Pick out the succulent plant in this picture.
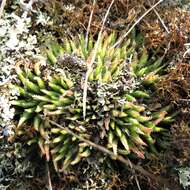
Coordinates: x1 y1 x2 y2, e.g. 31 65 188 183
11 32 174 171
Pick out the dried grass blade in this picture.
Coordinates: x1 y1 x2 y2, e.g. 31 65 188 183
112 0 164 48
83 0 115 119
85 0 96 49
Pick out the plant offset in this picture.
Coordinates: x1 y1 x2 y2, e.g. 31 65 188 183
11 33 174 172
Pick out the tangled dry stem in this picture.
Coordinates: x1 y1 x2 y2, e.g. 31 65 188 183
157 63 190 105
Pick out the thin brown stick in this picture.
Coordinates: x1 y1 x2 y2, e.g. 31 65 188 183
46 119 174 188
112 0 164 48
47 119 156 181
0 0 6 18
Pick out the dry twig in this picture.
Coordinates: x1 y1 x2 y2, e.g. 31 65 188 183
46 118 173 189
148 0 170 34
46 161 53 190
112 0 165 48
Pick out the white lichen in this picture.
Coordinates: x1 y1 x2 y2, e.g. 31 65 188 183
177 167 190 189
0 94 15 137
0 0 52 139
